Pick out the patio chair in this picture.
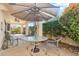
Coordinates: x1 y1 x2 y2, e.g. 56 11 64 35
47 36 63 47
1 31 12 49
10 34 23 46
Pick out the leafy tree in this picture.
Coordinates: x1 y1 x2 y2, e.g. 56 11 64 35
59 4 79 43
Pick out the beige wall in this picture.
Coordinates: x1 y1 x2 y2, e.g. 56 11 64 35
0 9 16 49
0 4 15 49
0 11 5 48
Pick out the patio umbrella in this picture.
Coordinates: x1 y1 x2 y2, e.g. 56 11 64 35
7 3 60 21
5 3 60 53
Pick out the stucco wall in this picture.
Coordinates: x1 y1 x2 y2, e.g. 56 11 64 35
0 11 5 49
0 4 15 49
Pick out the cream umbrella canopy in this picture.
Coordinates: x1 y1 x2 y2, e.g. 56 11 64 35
6 3 60 21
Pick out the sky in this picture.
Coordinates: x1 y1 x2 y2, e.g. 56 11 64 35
58 3 69 15
51 3 69 16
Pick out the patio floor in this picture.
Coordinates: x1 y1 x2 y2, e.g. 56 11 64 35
0 42 77 56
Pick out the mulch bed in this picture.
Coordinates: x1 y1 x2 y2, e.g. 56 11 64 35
59 42 79 55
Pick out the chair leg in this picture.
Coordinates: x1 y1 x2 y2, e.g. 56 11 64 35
9 39 12 46
16 38 19 46
56 41 59 47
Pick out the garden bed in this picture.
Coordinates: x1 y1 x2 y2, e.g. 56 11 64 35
59 42 79 55
60 36 79 47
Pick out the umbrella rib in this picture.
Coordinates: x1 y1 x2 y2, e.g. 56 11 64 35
9 3 30 7
23 12 31 20
11 8 30 15
48 3 60 8
13 4 30 7
24 13 34 21
39 11 55 18
39 12 48 21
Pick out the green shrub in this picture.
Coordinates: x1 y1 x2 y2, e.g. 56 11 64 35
11 27 21 34
43 20 64 36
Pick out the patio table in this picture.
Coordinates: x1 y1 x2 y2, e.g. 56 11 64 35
10 34 47 53
19 35 48 53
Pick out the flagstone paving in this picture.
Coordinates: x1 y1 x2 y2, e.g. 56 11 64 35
0 42 77 56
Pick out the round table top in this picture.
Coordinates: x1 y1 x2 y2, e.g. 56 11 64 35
21 36 47 42
10 34 48 42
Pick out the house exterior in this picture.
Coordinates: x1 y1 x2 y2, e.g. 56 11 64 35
0 4 43 49
0 4 15 49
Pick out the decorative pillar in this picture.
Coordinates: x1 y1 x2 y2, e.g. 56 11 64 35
37 22 43 36
20 24 23 34
25 22 29 35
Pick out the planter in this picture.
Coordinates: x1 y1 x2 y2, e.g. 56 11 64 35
46 34 52 39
